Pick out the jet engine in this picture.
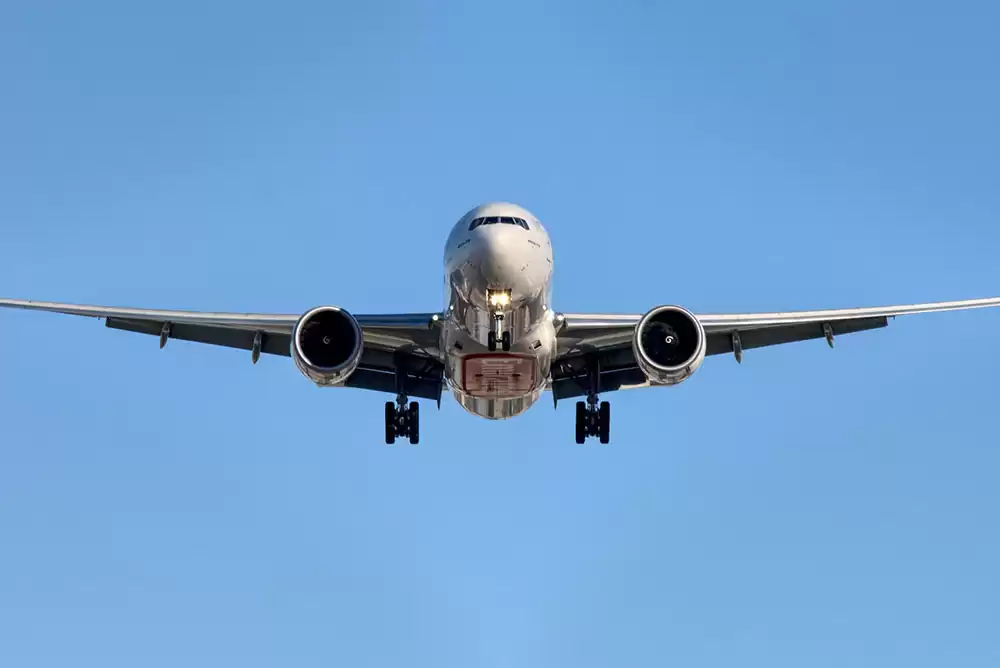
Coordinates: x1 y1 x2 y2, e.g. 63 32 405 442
632 305 707 385
291 306 364 386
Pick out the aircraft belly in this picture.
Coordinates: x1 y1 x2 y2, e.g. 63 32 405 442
443 317 554 420
450 387 543 420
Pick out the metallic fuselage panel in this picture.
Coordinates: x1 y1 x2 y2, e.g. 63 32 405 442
441 203 555 419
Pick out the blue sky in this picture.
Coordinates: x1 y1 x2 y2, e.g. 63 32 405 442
1 1 999 666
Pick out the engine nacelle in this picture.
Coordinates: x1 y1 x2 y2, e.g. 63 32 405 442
632 305 707 386
291 306 364 386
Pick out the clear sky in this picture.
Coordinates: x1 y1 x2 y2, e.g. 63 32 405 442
1 1 999 666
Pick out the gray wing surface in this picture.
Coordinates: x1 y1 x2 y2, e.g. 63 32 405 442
551 297 1000 401
0 298 445 400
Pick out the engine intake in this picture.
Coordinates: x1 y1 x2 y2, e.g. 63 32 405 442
632 305 706 385
292 306 363 386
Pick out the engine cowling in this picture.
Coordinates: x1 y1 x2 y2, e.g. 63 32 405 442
632 305 707 385
291 306 364 386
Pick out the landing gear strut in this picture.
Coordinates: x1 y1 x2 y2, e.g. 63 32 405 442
574 355 610 444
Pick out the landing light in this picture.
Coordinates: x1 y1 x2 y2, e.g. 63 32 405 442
488 291 511 308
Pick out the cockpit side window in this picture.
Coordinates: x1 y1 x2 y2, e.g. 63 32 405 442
468 217 483 231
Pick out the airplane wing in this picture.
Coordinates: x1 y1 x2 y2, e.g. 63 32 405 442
0 298 445 401
550 297 1000 401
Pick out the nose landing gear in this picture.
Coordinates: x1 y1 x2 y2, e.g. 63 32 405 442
487 313 512 352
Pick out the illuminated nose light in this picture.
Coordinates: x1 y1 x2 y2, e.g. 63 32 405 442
488 290 511 307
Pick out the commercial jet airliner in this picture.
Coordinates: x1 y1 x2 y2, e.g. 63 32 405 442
3 202 999 444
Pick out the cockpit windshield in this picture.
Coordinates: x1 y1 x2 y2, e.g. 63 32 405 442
468 216 530 231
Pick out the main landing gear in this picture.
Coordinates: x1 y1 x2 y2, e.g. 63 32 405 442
384 357 419 445
385 395 419 445
574 355 611 444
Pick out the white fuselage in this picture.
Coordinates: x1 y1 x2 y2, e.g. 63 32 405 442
441 203 555 419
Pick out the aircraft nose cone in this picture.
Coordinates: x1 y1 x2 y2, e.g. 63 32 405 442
453 222 550 309
477 227 524 286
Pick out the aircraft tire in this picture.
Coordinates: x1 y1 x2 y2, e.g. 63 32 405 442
575 401 587 444
385 402 396 445
408 401 420 445
599 401 611 444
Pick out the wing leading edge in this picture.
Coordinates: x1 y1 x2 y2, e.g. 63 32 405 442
0 298 445 400
551 297 1000 400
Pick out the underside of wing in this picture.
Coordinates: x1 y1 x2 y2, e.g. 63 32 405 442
551 296 1000 400
0 298 299 331
696 297 1000 331
0 298 446 400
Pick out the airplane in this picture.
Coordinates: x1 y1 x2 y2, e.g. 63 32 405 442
2 201 999 445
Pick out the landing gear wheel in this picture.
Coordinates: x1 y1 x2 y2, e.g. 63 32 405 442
573 399 612 444
408 401 420 445
384 402 396 445
501 330 511 351
385 399 420 444
598 401 611 444
487 331 497 352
